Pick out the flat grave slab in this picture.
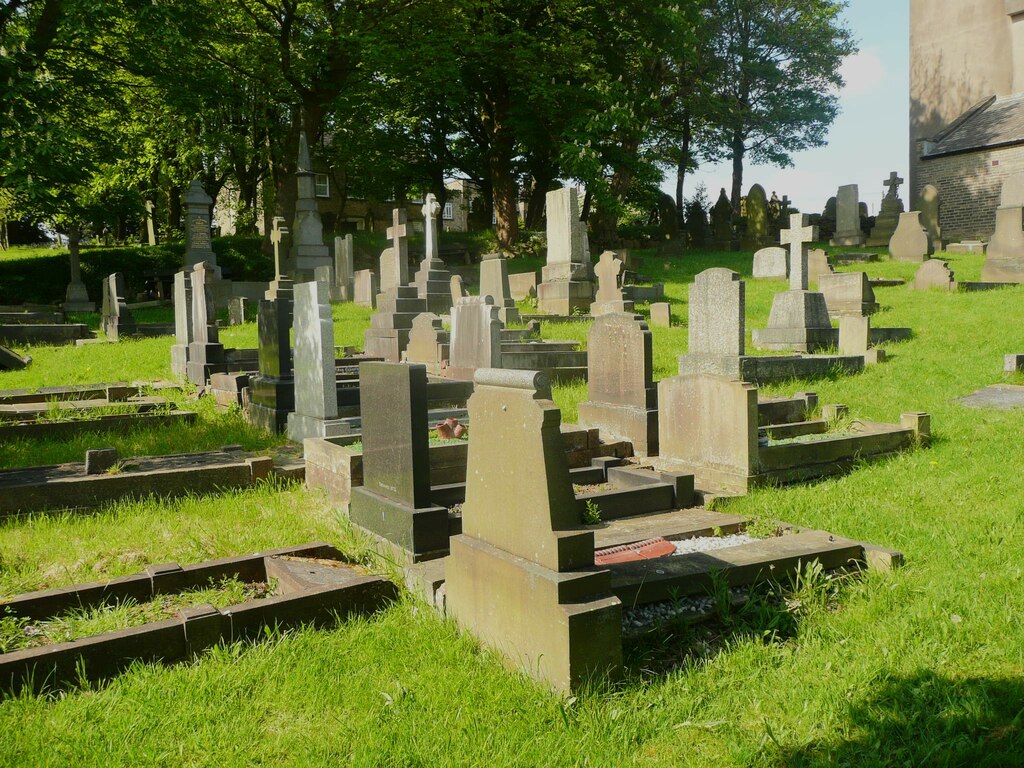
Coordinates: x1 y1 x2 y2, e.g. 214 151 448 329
957 384 1024 410
0 406 196 442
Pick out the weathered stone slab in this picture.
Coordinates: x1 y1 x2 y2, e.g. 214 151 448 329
354 270 378 308
649 302 672 328
830 185 865 246
957 384 1024 410
819 272 878 317
981 206 1024 282
332 234 354 302
753 247 788 279
912 259 955 291
508 271 538 300
446 297 502 380
889 211 933 262
287 278 343 441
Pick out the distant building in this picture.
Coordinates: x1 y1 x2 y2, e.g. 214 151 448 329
911 0 1024 240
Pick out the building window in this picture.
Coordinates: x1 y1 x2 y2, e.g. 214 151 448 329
314 174 330 198
443 202 454 220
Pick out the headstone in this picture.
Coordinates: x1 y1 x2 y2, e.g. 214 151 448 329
354 270 378 308
830 185 866 246
265 217 294 301
144 200 157 246
186 261 225 385
63 228 94 312
171 269 193 378
1001 175 1024 208
839 315 883 364
289 132 331 280
445 297 502 380
404 312 448 369
818 272 878 317
577 314 658 455
287 278 343 441
912 259 956 291
808 249 834 287
917 184 942 247
446 368 622 693
183 181 218 275
228 296 248 326
650 302 672 328
332 234 354 302
981 204 1024 283
449 275 468 306
743 184 769 248
752 214 833 352
84 448 119 475
0 344 30 371
349 362 449 561
753 247 788 279
710 188 733 248
537 188 593 315
101 273 136 341
867 172 905 246
889 211 933 262
590 251 635 317
413 194 454 313
380 209 410 294
508 272 538 300
688 268 744 358
248 293 295 434
478 252 520 324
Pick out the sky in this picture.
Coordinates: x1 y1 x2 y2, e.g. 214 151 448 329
665 0 910 215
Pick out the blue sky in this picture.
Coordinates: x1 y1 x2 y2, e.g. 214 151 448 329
667 0 910 215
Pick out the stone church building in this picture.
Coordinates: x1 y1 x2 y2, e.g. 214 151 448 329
911 0 1024 240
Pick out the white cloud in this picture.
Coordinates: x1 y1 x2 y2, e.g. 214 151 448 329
839 51 886 97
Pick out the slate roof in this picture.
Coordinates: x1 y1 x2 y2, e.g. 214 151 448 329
924 93 1024 157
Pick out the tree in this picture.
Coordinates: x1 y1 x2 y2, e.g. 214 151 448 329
702 0 855 215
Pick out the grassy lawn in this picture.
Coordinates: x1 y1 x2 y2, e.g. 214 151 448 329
1 246 1023 766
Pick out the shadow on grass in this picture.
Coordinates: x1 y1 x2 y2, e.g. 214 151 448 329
779 670 1024 766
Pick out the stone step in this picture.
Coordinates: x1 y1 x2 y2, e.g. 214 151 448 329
607 530 864 606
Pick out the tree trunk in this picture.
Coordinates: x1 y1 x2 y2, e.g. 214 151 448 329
524 172 554 231
480 83 518 248
730 129 745 217
675 111 692 228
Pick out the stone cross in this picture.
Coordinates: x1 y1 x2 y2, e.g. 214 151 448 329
388 208 409 263
594 251 624 303
422 193 440 261
780 213 818 291
883 172 904 200
780 195 791 216
270 216 289 278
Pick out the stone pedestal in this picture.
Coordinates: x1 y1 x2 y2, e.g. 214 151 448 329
537 188 593 315
981 206 1024 283
363 286 425 362
867 198 903 247
290 133 331 280
186 262 225 385
479 254 521 324
752 291 834 352
183 181 219 276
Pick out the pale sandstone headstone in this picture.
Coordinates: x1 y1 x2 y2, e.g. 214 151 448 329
479 252 520 323
404 312 448 369
1001 175 1024 208
171 269 193 378
912 259 956 291
650 302 672 328
818 272 878 317
186 261 225 385
537 187 593 314
839 315 884 364
332 234 354 302
591 251 635 317
781 213 818 291
446 296 502 380
831 185 865 247
753 247 788 279
102 273 136 340
889 211 933 262
450 275 468 306
917 184 942 247
688 268 744 357
981 206 1024 283
286 278 341 441
446 368 623 693
808 249 834 287
508 271 538 300
354 270 378 308
413 193 454 313
228 296 248 326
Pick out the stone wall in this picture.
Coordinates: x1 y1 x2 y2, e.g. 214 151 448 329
916 142 1024 241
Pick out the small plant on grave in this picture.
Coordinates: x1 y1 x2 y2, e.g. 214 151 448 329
581 499 602 525
104 461 126 475
0 612 30 654
786 558 838 617
744 517 780 540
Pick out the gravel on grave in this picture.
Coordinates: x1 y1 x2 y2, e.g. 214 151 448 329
671 533 757 556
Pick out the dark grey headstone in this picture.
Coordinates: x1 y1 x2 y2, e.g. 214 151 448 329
85 447 119 475
257 298 292 379
359 361 430 507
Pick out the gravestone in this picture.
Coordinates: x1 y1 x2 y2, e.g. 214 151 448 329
404 313 448 369
650 302 672 328
912 259 956 291
743 184 769 248
364 209 427 361
830 185 866 246
101 273 136 341
981 205 1024 283
266 217 294 301
446 368 623 693
0 344 29 370
808 249 834 286
1002 174 1024 208
63 227 94 313
819 272 878 317
590 251 635 317
819 197 838 241
445 297 502 380
752 214 834 352
248 292 295 434
170 270 193 378
449 275 468 307
537 188 594 315
508 272 538 300
144 200 157 246
287 277 344 441
413 193 454 314
349 362 449 561
577 314 658 455
332 234 354 302
838 315 883 364
228 296 248 326
889 212 933 262
289 132 331 280
682 268 744 365
186 261 225 385
354 270 378 308
753 247 788 279
478 252 520 324
917 184 942 247
867 172 905 246
183 181 219 275
710 188 733 248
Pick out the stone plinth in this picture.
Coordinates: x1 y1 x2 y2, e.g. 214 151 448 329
577 314 658 455
537 187 593 315
981 207 1024 283
479 253 521 324
752 291 834 352
363 286 426 362
413 194 453 314
446 368 622 693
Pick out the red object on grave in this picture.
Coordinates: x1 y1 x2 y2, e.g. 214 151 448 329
594 537 676 566
436 421 455 439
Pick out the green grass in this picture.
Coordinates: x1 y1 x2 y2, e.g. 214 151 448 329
1 246 1024 766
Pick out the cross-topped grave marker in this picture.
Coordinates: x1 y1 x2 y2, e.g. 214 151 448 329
780 213 818 291
591 251 634 316
413 193 454 313
883 172 904 200
270 217 288 278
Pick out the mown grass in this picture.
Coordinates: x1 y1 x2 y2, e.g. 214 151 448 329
1 246 1023 766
